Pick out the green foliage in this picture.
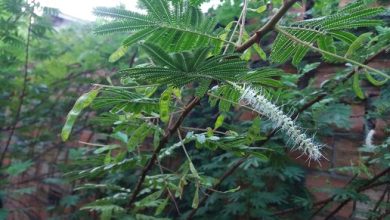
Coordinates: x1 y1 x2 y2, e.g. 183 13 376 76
5 160 33 176
313 103 352 129
2 0 390 219
93 0 228 52
119 42 246 90
271 1 385 65
62 89 99 141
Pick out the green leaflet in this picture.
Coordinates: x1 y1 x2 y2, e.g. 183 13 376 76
192 183 200 209
241 29 266 61
239 68 284 88
127 123 152 151
189 161 200 179
93 89 159 114
345 32 372 59
120 43 246 91
270 1 384 64
74 184 131 192
136 214 170 220
195 79 211 97
329 30 357 44
153 128 161 149
159 87 173 123
353 72 365 99
250 152 268 162
248 5 267 14
135 190 164 208
209 85 241 112
155 197 169 216
123 28 157 47
61 89 99 141
317 36 337 62
140 42 178 69
81 204 124 220
214 114 225 130
6 160 33 176
246 117 262 144
93 1 228 52
365 70 388 86
109 45 128 63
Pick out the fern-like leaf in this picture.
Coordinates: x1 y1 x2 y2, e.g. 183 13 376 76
93 0 230 52
270 1 384 65
119 42 246 92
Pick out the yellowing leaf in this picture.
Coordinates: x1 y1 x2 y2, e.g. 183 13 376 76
214 114 225 129
109 45 128 63
365 70 388 86
159 87 173 123
192 184 199 209
248 5 267 14
353 73 365 99
223 186 241 193
189 162 200 179
61 89 99 141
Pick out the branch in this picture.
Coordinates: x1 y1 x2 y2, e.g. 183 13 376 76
323 168 390 220
186 157 247 219
368 185 388 220
127 97 200 207
236 0 298 52
273 180 390 216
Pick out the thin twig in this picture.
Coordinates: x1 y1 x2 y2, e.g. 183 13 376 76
236 0 299 52
0 5 34 165
324 168 390 220
180 126 227 136
92 83 160 89
237 0 248 46
207 92 264 115
368 185 388 220
155 157 181 215
127 97 200 208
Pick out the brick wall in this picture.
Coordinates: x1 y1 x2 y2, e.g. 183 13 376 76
302 55 389 219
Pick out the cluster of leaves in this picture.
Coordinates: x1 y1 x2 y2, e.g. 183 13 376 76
1 0 389 219
0 0 139 218
57 0 390 219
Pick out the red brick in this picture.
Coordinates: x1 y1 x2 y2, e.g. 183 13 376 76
375 119 389 140
306 173 354 218
238 111 257 121
333 138 361 170
79 130 94 142
349 104 365 134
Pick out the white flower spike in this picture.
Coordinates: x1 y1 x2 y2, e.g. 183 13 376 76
237 85 323 161
365 129 376 149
